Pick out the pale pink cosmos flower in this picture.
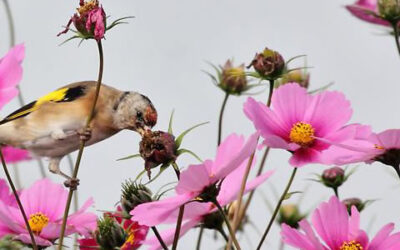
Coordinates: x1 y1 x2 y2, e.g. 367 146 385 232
244 83 360 167
131 133 260 227
144 152 274 250
0 44 24 109
0 179 97 246
346 0 390 26
281 196 400 250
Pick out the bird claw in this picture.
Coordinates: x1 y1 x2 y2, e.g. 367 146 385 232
78 127 92 142
64 178 80 190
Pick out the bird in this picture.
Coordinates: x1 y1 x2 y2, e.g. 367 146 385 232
0 81 157 186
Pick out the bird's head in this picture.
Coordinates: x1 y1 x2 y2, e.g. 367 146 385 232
113 92 157 135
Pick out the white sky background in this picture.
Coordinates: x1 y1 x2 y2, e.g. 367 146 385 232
1 0 400 249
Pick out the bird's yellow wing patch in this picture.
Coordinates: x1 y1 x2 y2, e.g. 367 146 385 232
0 86 86 125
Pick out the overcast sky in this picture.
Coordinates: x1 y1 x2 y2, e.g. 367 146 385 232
1 0 400 249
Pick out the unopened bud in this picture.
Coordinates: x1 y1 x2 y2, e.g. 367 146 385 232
0 236 23 250
96 215 127 249
248 47 285 79
342 198 365 214
121 180 153 219
139 131 177 176
220 60 248 94
278 204 305 229
202 211 224 230
322 167 345 189
378 0 400 21
276 70 310 89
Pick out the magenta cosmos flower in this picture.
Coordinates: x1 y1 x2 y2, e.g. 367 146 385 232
323 129 400 176
244 83 361 167
0 178 96 246
131 133 259 226
144 153 274 250
281 196 400 249
2 146 31 163
346 0 391 26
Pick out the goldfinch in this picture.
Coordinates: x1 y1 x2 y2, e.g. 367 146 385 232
0 81 157 180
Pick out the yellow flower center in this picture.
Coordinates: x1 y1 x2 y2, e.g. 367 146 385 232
121 229 135 249
28 212 49 234
374 144 385 150
289 122 315 146
77 0 98 15
226 67 245 78
340 240 363 250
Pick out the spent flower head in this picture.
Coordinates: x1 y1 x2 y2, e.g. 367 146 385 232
247 47 285 80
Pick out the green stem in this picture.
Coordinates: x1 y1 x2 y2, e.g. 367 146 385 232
195 226 204 250
172 162 180 179
3 0 15 47
227 80 275 249
256 168 298 250
217 93 229 146
151 226 169 250
218 228 229 243
66 155 79 250
171 205 185 250
333 187 339 198
57 40 104 249
392 21 400 58
213 200 241 250
0 148 37 249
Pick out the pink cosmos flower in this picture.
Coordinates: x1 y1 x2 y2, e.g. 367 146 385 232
144 153 274 250
2 146 31 163
281 196 400 250
0 179 96 246
131 133 260 226
244 83 360 167
346 0 390 26
0 44 24 109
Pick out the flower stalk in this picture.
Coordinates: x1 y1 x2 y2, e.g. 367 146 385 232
0 147 37 249
218 93 229 146
151 226 169 250
58 40 104 249
392 22 400 57
256 167 298 250
213 199 241 250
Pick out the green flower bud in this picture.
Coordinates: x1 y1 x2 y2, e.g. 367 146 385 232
121 180 153 219
277 204 306 229
276 69 310 89
202 211 224 230
378 0 400 21
322 167 345 189
342 198 365 214
96 215 127 249
220 60 248 95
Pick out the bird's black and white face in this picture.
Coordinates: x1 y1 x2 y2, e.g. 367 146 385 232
114 92 157 134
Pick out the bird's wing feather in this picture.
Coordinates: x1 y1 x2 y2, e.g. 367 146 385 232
0 85 86 125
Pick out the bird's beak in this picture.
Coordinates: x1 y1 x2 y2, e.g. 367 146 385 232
137 127 146 137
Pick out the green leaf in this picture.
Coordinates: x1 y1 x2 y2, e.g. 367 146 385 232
175 122 209 148
58 35 81 46
308 82 334 94
284 191 302 200
285 54 307 65
134 169 147 182
177 148 203 162
106 16 135 31
168 110 175 134
117 154 141 161
286 66 313 73
145 163 170 185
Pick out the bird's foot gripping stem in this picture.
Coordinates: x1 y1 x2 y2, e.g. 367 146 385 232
64 177 80 191
78 126 92 142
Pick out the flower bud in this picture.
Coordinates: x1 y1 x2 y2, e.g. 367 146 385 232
120 180 153 219
321 167 345 189
378 0 400 21
58 0 106 41
342 198 365 214
277 204 305 229
139 130 177 176
0 236 23 250
220 60 248 94
276 70 310 89
227 201 248 231
95 215 127 249
248 47 285 79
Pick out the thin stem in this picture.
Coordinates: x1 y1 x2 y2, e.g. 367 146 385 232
218 228 229 243
217 93 229 146
3 0 15 47
227 80 275 249
171 205 185 250
213 200 241 250
58 40 104 249
172 162 180 179
67 154 79 250
392 22 400 58
256 168 298 250
195 226 204 250
0 148 37 249
393 165 400 180
151 226 169 250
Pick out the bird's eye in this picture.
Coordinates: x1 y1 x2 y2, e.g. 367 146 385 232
136 111 143 120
